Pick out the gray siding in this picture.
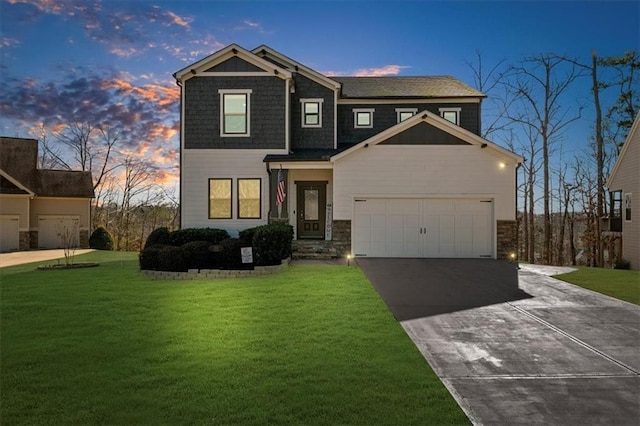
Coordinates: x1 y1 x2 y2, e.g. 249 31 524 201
291 74 335 150
184 76 286 149
337 102 480 146
381 122 471 145
205 57 264 72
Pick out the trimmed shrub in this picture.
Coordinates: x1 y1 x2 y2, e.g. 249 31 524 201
238 227 257 245
169 228 230 246
89 226 114 250
219 238 252 270
614 258 631 270
139 244 168 270
144 227 171 249
182 240 217 270
157 245 188 272
252 223 294 266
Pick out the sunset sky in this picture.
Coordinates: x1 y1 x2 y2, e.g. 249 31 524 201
1 0 639 192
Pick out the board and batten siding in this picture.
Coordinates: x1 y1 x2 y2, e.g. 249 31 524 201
181 149 279 234
609 121 639 269
332 145 517 221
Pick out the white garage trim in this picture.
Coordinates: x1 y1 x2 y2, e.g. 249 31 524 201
0 215 20 252
353 197 494 258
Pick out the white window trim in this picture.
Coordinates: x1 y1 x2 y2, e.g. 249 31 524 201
353 108 375 129
396 108 417 123
219 89 252 137
439 107 461 125
300 98 323 128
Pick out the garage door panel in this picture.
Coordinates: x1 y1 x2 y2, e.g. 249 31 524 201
0 217 19 252
355 198 493 258
38 216 79 249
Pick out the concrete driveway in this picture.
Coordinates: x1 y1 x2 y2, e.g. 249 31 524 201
358 258 640 425
0 249 94 268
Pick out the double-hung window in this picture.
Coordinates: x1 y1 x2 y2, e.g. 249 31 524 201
301 99 323 128
238 178 261 219
439 107 461 125
353 108 375 128
209 179 232 219
219 89 252 136
396 108 417 123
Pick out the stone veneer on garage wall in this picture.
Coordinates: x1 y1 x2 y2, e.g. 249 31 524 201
497 220 518 260
331 220 351 257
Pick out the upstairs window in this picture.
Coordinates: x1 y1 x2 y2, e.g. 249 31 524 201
301 99 323 128
219 89 252 136
439 107 461 125
396 108 417 123
354 108 375 128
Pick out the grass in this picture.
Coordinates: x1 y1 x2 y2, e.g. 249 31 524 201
0 251 469 425
554 266 640 306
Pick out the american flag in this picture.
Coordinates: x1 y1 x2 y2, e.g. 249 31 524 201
276 168 286 206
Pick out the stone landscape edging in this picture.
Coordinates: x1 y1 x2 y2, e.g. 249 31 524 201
142 258 291 280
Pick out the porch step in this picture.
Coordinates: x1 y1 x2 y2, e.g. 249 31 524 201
292 240 337 260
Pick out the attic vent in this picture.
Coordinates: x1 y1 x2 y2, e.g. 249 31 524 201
232 48 238 54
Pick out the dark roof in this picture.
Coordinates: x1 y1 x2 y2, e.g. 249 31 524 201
263 147 356 163
0 137 94 198
331 76 485 98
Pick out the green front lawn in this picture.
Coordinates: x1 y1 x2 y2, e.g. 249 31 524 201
554 267 640 306
0 251 468 425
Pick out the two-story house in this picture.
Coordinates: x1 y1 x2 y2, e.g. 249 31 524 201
174 44 522 259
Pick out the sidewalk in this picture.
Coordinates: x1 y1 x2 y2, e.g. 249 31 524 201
0 249 94 268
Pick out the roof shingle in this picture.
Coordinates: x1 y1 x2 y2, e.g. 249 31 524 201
331 76 485 98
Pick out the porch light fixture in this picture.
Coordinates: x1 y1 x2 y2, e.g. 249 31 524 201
499 162 506 169
190 69 196 75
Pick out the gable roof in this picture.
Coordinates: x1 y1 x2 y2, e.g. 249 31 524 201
332 76 485 99
0 137 94 198
252 45 341 90
331 110 522 163
173 43 291 82
607 114 639 189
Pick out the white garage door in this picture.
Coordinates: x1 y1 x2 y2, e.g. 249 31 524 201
0 216 20 252
354 198 493 258
38 216 80 249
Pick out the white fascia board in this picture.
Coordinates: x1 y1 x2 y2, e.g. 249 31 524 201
252 45 341 90
174 43 290 82
607 114 639 188
331 110 523 164
337 97 483 105
0 169 35 195
267 161 333 170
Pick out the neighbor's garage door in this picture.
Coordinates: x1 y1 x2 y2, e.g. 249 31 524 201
0 216 20 252
354 198 492 258
38 216 80 249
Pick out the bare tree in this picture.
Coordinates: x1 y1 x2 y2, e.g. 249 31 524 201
506 54 584 264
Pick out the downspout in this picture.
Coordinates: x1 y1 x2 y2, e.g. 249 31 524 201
175 76 183 229
266 162 272 222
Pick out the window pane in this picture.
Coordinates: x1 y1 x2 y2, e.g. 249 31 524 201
225 116 246 133
239 179 261 219
209 179 231 219
442 111 458 124
305 102 319 114
304 189 319 220
224 94 246 113
357 112 371 126
399 111 413 122
305 114 319 125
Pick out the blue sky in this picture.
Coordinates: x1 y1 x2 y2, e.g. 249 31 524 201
1 0 639 188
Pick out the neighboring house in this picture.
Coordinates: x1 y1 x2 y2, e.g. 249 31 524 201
0 137 94 252
174 44 523 259
606 115 639 269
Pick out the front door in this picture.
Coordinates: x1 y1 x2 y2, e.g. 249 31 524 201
296 181 326 239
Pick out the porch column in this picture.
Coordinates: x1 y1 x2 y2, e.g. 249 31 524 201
269 168 289 223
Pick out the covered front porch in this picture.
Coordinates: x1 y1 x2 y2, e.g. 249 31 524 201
265 154 349 259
